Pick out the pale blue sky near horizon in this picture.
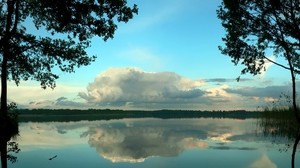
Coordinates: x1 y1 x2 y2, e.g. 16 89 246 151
8 0 296 110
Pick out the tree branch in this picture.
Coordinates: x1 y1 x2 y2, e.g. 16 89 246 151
11 0 19 35
263 56 300 74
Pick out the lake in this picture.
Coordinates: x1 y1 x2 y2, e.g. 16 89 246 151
8 118 299 168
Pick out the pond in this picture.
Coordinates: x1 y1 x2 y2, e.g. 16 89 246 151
9 118 299 168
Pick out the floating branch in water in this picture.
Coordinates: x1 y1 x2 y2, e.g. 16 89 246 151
49 155 57 161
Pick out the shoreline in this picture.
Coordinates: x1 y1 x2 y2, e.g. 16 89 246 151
14 109 261 122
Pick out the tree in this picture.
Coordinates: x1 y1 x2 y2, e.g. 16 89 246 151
0 0 138 167
217 0 299 167
217 0 300 121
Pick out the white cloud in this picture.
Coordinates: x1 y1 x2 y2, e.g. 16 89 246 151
79 67 208 109
78 67 291 110
205 84 232 98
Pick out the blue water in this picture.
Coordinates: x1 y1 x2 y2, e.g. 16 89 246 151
8 118 299 168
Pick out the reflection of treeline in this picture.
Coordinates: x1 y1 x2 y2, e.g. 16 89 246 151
257 107 300 140
15 109 260 122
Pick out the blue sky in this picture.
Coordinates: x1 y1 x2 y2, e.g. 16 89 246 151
7 0 296 110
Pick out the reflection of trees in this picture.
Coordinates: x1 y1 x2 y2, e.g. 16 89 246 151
257 108 300 168
292 133 300 168
0 103 19 168
0 115 19 167
258 108 299 140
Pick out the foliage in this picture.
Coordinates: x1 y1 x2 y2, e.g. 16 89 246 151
0 0 138 89
217 0 300 79
2 102 20 163
7 141 20 164
7 102 19 141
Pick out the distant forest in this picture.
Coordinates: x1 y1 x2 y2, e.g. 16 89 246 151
13 109 261 122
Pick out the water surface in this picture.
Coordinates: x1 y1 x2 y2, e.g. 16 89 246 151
9 118 299 168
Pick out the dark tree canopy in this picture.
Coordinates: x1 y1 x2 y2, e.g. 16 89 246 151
217 1 300 167
0 1 137 167
217 0 300 78
217 0 300 121
0 0 138 89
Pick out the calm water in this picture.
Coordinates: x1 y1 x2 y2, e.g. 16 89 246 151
9 118 299 168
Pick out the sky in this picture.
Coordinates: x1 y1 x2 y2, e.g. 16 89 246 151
7 0 297 110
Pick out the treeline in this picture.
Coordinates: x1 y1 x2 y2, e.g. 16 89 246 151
13 109 261 122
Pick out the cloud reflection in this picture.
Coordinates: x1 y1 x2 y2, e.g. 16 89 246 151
82 126 208 163
16 118 284 165
248 154 277 168
18 122 89 150
78 118 265 163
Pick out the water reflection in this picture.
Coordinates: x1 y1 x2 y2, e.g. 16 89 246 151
249 154 277 168
81 123 208 162
12 118 299 168
257 110 300 168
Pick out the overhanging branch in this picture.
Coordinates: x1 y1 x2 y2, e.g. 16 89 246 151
263 56 300 74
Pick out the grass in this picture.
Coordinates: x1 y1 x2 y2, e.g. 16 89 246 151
257 106 300 140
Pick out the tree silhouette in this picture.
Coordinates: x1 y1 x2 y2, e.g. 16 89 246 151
217 0 300 121
0 0 138 167
217 0 299 167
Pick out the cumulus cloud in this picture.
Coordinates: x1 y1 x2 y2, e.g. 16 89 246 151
77 67 295 110
205 85 232 98
79 67 209 109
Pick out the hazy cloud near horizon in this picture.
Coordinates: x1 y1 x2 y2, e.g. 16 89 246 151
14 67 299 110
225 82 300 99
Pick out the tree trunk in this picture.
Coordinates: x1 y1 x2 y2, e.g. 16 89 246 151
287 55 300 168
0 51 8 168
1 1 15 167
0 143 7 168
288 57 300 123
